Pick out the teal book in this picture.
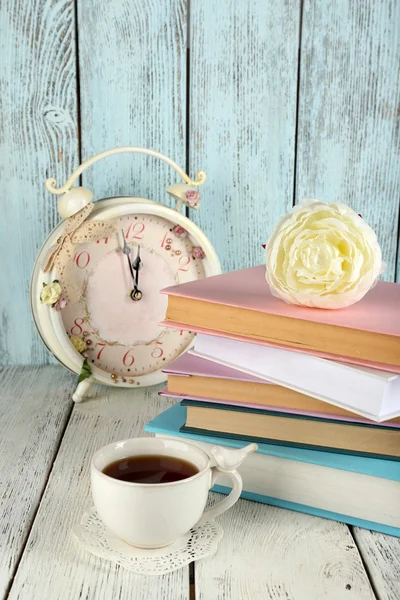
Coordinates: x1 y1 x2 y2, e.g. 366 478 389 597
145 403 400 537
180 399 400 461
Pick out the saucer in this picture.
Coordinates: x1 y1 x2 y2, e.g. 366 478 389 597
73 507 223 575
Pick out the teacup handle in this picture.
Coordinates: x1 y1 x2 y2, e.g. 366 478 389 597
198 443 258 524
199 467 243 523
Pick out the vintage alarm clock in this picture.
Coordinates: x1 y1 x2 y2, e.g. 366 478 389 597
31 147 221 402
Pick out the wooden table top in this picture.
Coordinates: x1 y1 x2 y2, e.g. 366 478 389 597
1 366 399 600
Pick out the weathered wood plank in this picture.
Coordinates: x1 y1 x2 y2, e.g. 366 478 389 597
77 0 187 205
0 0 79 365
0 366 74 599
353 527 400 600
296 0 400 282
195 496 376 600
8 378 188 599
189 0 299 272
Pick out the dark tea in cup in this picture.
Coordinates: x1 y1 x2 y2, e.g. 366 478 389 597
102 454 199 484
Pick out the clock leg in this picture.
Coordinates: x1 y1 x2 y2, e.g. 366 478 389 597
72 376 95 403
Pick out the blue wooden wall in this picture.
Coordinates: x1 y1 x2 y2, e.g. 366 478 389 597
0 0 399 365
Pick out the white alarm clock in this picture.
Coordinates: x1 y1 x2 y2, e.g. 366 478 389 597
31 147 221 402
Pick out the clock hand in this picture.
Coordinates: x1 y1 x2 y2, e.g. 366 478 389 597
131 245 143 301
121 231 136 281
133 245 141 287
121 231 142 301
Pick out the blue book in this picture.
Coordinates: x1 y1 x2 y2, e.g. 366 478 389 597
145 403 400 537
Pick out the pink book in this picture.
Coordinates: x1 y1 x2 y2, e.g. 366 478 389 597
160 352 400 428
161 265 400 373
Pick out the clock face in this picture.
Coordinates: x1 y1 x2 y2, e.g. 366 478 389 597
58 212 206 384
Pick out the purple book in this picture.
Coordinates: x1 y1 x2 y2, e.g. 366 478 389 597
163 351 269 383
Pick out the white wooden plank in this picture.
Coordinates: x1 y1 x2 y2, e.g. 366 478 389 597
0 366 74 599
296 0 400 282
0 0 79 364
77 0 187 206
195 495 376 600
353 528 400 600
8 377 188 599
189 0 299 272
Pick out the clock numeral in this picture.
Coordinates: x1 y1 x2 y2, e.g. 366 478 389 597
151 348 164 359
125 222 145 240
160 232 168 248
74 251 91 269
151 341 164 359
177 255 190 272
132 222 145 239
71 318 85 336
95 343 106 360
96 237 109 244
123 348 135 367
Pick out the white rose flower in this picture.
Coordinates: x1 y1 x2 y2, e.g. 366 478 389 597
265 199 384 309
40 280 62 306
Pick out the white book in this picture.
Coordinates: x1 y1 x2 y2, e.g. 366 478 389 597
155 433 400 533
191 334 400 422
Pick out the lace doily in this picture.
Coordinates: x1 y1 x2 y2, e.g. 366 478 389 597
73 507 223 575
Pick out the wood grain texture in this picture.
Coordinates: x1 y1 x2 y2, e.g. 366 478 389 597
296 0 400 282
0 0 79 365
195 496 376 600
8 377 188 600
0 366 74 599
353 527 400 600
77 0 187 205
2 367 397 600
189 0 299 272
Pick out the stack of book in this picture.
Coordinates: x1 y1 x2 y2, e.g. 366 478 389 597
145 265 400 536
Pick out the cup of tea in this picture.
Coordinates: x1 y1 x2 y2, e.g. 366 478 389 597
91 437 257 548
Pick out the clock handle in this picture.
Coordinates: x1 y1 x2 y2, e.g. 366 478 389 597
45 146 206 196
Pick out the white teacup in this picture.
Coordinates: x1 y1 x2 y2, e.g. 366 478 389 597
91 436 257 548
